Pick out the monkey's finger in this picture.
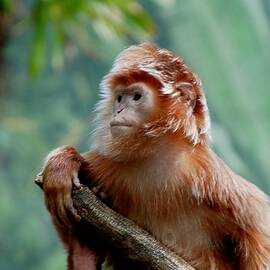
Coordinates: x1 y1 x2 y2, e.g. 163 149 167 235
55 193 72 228
45 194 68 228
52 214 68 232
99 191 107 200
64 192 81 223
91 183 108 202
44 189 58 213
67 204 81 223
91 183 103 194
49 193 74 229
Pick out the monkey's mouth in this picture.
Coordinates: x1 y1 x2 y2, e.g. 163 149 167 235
110 121 133 128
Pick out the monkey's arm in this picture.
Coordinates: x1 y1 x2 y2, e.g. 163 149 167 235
36 147 82 243
37 146 104 270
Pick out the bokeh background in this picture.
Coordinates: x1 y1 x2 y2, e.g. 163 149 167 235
1 0 270 269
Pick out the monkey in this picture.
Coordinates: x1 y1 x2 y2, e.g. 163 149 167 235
38 43 270 269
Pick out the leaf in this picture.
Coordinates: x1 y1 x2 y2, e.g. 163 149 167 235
29 28 46 77
27 0 155 76
51 26 65 70
0 0 13 13
28 1 47 76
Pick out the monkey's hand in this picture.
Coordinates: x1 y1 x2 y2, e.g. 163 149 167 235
36 146 83 230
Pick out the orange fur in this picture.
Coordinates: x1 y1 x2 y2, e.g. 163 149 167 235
42 43 270 269
84 144 270 269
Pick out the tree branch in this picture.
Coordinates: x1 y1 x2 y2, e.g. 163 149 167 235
35 181 194 270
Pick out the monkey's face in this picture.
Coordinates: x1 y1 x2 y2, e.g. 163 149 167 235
95 43 211 153
110 83 155 137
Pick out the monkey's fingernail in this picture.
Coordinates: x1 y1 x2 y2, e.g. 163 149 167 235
72 174 81 188
35 173 44 183
92 187 99 193
68 206 81 223
74 214 81 222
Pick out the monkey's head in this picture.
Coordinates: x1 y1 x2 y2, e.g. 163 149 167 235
93 43 211 159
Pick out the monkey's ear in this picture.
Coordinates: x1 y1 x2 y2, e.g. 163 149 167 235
175 82 196 108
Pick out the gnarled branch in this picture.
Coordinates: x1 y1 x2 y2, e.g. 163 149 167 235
35 181 194 270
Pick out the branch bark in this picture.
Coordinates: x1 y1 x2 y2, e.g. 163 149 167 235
35 181 194 270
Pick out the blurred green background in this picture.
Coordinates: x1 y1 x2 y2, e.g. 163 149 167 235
1 0 270 269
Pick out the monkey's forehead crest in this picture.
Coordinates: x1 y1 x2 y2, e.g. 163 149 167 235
105 43 201 95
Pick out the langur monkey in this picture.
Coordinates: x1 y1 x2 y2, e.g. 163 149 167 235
38 43 270 269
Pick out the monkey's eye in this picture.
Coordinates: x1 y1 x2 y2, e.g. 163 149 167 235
133 93 142 101
117 95 122 103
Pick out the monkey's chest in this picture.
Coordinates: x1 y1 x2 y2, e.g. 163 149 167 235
124 202 224 268
112 184 213 251
106 162 221 255
137 206 211 250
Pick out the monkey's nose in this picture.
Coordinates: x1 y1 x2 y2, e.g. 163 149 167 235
117 108 124 114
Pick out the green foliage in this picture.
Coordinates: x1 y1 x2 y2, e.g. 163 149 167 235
0 0 13 13
29 0 154 75
1 0 270 269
